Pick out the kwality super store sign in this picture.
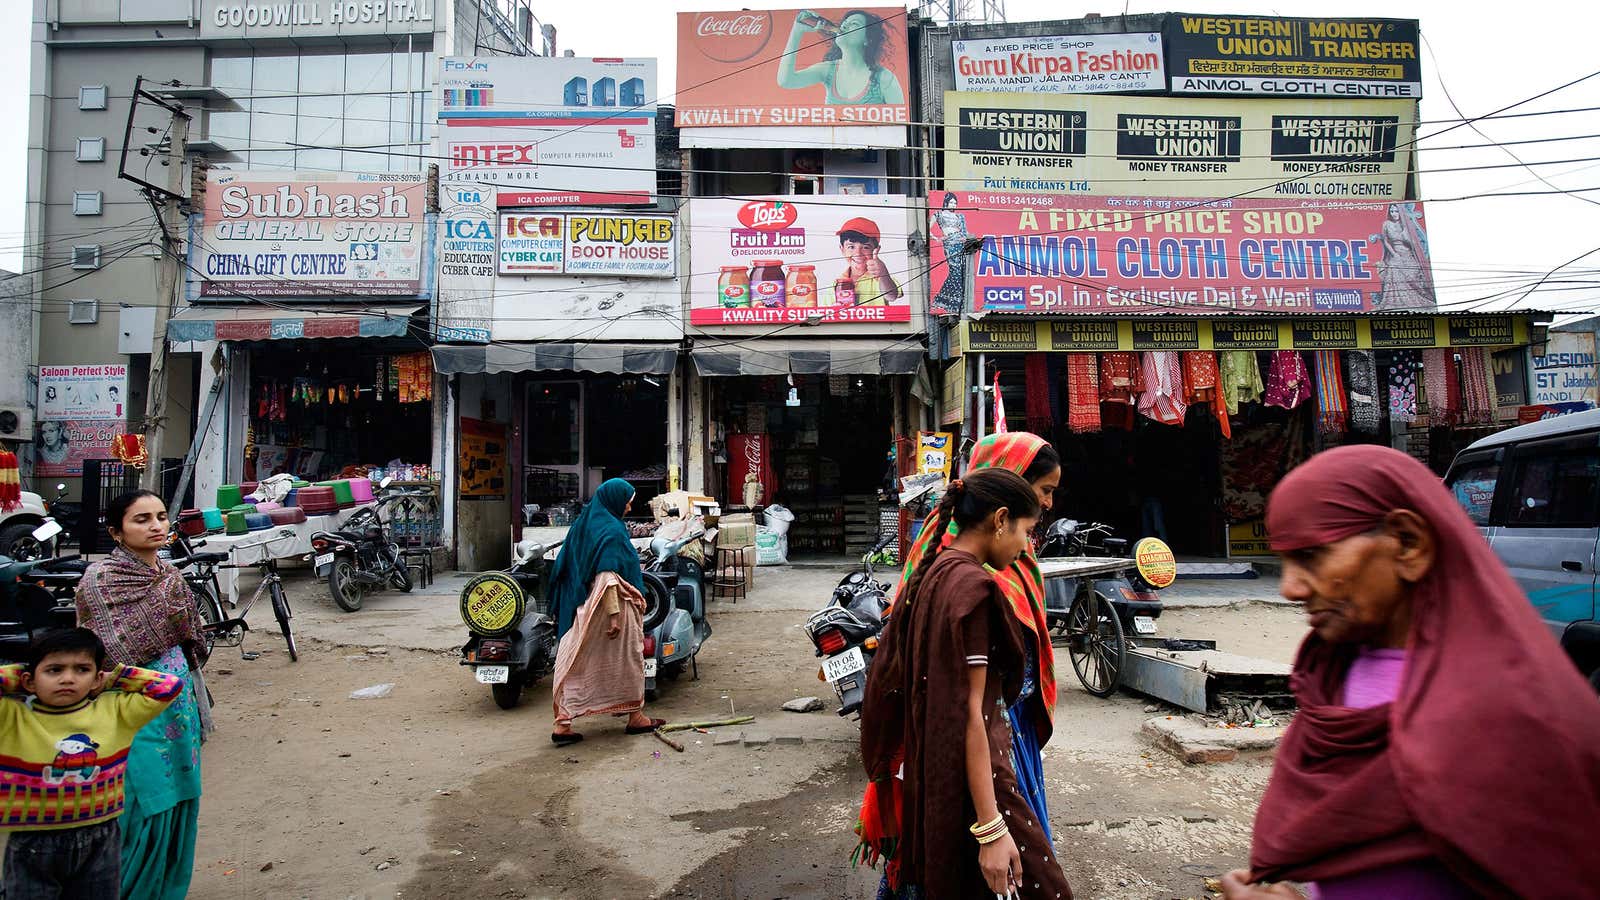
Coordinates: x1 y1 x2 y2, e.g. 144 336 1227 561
929 191 1438 315
1165 14 1421 98
689 196 914 325
438 56 656 207
197 171 427 298
952 32 1164 94
945 92 1414 201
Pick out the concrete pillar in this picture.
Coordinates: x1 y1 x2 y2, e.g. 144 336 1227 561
686 366 707 494
667 360 684 492
192 343 227 509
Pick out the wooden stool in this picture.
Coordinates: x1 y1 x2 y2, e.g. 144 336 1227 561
711 546 748 604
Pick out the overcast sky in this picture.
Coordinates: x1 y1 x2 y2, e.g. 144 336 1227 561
3 0 1597 312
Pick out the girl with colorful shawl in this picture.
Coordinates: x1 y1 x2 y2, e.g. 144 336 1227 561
546 478 661 745
860 468 1072 899
855 432 1063 889
75 490 210 900
1222 446 1600 899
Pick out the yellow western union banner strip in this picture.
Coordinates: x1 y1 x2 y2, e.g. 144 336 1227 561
960 315 1528 353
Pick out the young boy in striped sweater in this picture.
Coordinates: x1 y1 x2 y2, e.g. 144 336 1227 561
0 628 182 898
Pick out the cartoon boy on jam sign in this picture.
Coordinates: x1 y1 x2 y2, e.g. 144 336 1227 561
834 216 901 307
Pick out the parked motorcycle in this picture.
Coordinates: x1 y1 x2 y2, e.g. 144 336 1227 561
0 521 79 663
804 533 895 717
639 532 711 701
312 478 412 612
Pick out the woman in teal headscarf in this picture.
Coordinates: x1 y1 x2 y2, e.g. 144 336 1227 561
548 478 661 745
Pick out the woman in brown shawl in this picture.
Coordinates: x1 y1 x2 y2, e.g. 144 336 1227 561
76 490 210 899
860 468 1072 899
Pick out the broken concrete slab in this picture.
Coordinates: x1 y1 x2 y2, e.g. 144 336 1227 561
1141 716 1285 765
773 734 804 746
741 731 771 747
712 731 742 747
781 696 825 713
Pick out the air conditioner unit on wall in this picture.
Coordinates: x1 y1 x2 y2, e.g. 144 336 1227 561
0 405 34 442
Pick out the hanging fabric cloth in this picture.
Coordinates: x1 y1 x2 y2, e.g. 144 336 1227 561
1138 351 1187 425
1264 351 1314 410
1099 352 1143 404
0 447 19 512
1387 350 1421 424
1023 353 1053 434
992 369 1009 434
1312 350 1348 434
1346 350 1382 434
1422 348 1460 426
1460 347 1496 425
1218 350 1265 415
1066 354 1101 433
1182 351 1231 439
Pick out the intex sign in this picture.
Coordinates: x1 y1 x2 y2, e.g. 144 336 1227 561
692 11 772 63
448 143 535 167
736 201 798 231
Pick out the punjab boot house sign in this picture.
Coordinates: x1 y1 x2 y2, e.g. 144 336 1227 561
943 92 1413 199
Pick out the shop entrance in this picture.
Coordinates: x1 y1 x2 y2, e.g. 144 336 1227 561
521 375 669 516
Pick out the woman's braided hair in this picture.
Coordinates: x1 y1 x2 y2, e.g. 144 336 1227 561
900 467 1040 605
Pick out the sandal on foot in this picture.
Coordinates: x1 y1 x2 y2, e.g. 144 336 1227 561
623 717 667 735
551 732 584 746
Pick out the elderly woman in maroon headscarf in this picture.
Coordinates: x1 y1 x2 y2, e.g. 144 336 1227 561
1222 445 1600 900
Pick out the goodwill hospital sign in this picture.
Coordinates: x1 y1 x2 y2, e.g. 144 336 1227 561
197 172 427 298
203 1 434 38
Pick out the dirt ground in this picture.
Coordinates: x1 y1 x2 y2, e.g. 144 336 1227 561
184 569 1307 900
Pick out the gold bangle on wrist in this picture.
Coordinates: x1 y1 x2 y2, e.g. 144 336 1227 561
969 814 1003 836
974 823 1009 845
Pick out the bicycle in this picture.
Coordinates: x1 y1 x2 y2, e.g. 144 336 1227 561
173 532 299 663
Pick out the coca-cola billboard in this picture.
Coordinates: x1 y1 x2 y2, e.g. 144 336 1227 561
676 7 911 129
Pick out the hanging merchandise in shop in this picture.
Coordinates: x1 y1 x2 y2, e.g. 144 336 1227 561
942 93 1414 199
33 365 129 477
689 196 915 325
675 7 911 128
952 32 1164 94
198 171 427 298
499 213 677 277
1163 14 1422 98
459 417 508 500
958 316 1528 353
930 191 1436 315
438 56 657 207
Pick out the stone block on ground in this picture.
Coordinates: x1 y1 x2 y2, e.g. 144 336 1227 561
773 734 804 746
1141 716 1285 765
742 731 771 747
781 696 825 713
712 731 742 747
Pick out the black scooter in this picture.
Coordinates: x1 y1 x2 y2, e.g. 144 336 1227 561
311 478 412 612
0 522 80 663
804 534 894 716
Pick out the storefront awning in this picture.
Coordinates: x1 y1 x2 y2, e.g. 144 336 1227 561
431 342 679 375
167 305 420 343
691 338 925 377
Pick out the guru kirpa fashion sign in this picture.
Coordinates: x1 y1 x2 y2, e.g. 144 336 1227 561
929 192 1437 316
198 171 426 298
675 7 911 127
689 195 914 325
952 32 1164 94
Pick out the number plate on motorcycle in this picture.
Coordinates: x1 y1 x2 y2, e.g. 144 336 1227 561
1133 615 1157 635
822 646 866 683
643 658 658 678
474 665 509 684
314 553 334 569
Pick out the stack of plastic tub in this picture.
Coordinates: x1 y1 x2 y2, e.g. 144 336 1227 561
244 512 273 532
224 510 248 535
201 508 224 532
349 478 375 504
216 484 243 509
294 486 338 516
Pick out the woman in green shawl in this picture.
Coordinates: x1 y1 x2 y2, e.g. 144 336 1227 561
548 478 662 745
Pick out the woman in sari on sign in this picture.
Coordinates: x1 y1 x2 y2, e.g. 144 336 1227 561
855 433 1064 894
860 468 1072 899
75 490 212 900
1221 446 1600 900
547 478 664 746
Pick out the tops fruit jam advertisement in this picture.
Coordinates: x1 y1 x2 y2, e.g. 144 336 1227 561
675 7 911 128
689 196 913 325
929 191 1437 315
438 56 657 207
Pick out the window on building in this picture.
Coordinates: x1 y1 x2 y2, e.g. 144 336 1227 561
71 245 101 269
67 299 99 324
72 191 103 216
78 85 108 110
75 138 105 162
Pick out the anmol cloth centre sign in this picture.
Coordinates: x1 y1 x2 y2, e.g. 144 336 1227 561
931 191 1438 315
944 92 1413 199
1164 14 1422 98
198 171 426 298
952 32 1164 94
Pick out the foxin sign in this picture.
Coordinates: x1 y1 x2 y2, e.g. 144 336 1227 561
199 172 426 298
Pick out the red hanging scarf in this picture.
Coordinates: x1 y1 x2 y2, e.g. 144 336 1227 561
1256 446 1600 895
1066 354 1101 433
0 448 19 512
1023 353 1053 434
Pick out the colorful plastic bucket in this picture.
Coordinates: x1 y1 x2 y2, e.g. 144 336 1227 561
216 484 243 509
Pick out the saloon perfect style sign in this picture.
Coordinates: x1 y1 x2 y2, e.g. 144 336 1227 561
931 191 1439 315
197 171 426 298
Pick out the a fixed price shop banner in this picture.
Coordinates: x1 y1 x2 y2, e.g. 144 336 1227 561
1164 14 1422 98
929 192 1438 315
943 92 1415 200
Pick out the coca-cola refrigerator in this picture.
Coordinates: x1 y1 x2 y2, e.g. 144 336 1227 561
727 433 775 508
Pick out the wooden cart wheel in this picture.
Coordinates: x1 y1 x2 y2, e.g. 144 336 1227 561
1066 590 1126 698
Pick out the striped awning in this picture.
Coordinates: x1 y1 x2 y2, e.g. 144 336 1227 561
167 304 419 343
